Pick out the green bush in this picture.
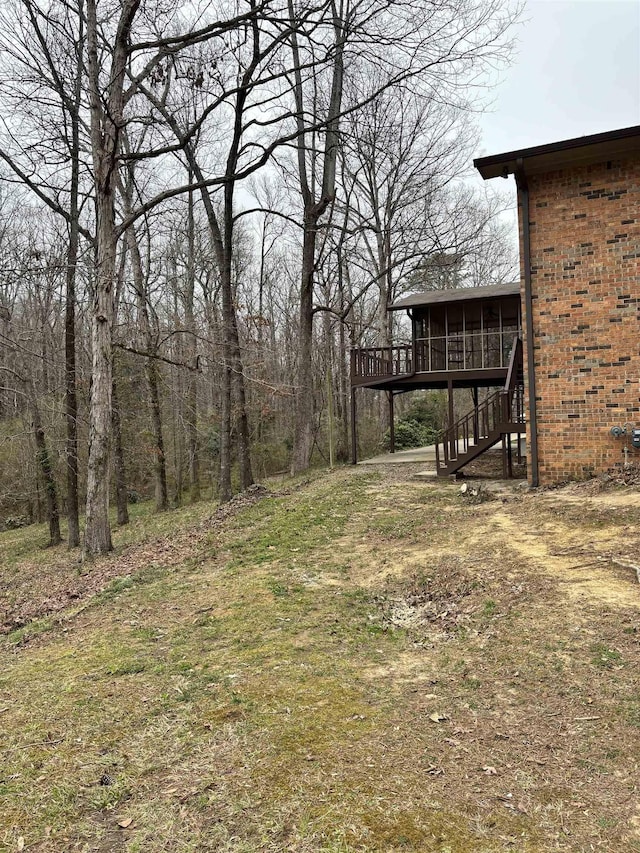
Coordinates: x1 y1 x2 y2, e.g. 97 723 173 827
383 419 439 450
383 391 445 450
404 392 445 430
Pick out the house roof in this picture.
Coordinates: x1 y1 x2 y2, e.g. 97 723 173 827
390 281 520 311
474 125 640 180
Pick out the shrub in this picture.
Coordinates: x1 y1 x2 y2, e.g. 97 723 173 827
3 515 30 530
383 419 439 450
383 391 445 450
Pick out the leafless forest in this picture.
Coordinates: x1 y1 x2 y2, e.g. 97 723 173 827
0 0 519 553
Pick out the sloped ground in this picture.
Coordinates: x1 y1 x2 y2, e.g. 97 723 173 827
1 468 639 852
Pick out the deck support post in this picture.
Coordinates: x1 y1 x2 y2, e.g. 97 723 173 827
350 387 357 465
472 387 479 444
448 380 456 460
501 433 508 479
388 391 395 453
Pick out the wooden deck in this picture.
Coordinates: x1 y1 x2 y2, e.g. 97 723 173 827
350 339 513 390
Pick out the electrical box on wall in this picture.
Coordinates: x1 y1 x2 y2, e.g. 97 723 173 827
632 429 640 449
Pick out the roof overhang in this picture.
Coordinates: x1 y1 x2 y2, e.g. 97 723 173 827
390 281 520 311
474 124 640 180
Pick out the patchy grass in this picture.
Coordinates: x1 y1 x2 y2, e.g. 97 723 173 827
1 466 640 852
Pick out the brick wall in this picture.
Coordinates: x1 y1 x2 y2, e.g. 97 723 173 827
520 155 640 484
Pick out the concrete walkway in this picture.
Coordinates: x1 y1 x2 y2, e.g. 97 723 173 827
359 436 527 467
358 444 438 465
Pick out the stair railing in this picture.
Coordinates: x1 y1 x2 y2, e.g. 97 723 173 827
504 335 523 391
435 385 524 471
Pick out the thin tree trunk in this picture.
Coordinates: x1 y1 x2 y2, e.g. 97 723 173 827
376 229 391 431
64 197 80 548
221 77 254 493
139 86 252 501
219 361 232 502
64 0 84 549
336 250 350 461
29 385 61 546
291 217 318 473
185 182 200 502
122 174 169 512
289 0 345 473
111 374 129 525
147 356 169 511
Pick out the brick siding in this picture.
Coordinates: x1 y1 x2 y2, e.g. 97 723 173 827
520 156 640 483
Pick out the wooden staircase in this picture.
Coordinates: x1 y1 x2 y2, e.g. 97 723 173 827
435 337 525 477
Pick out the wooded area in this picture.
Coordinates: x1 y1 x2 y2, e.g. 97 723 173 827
0 0 519 553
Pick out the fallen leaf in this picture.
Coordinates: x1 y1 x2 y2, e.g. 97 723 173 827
117 818 133 829
429 712 448 723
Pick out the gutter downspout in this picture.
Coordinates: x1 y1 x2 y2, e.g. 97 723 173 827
514 158 539 487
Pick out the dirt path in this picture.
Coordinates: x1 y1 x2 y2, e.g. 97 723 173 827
490 510 639 607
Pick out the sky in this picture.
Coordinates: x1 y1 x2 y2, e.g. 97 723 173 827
468 0 639 250
473 0 640 163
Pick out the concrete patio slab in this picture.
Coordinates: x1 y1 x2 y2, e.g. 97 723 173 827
358 436 527 467
358 445 438 465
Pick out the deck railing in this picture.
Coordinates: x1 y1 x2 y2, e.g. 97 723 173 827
350 344 412 381
351 334 518 382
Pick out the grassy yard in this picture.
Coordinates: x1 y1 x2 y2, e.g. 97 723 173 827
1 467 639 852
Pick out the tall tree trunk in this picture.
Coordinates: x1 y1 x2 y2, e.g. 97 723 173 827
185 183 200 502
84 0 140 554
65 196 80 548
291 218 318 473
122 171 169 512
140 84 253 501
221 79 254 493
219 361 232 502
29 384 61 546
289 0 345 473
322 303 335 468
336 246 350 461
376 228 391 431
64 0 84 549
194 159 253 498
111 374 129 525
147 355 168 511
84 204 115 554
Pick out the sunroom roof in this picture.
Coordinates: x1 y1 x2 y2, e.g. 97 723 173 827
390 281 520 311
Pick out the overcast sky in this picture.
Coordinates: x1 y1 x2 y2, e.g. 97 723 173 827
474 0 640 162
468 0 639 248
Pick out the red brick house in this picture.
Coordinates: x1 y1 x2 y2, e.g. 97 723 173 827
350 125 640 485
475 125 640 485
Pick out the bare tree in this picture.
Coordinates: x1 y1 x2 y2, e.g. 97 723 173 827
286 0 518 472
0 0 90 546
82 0 276 546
